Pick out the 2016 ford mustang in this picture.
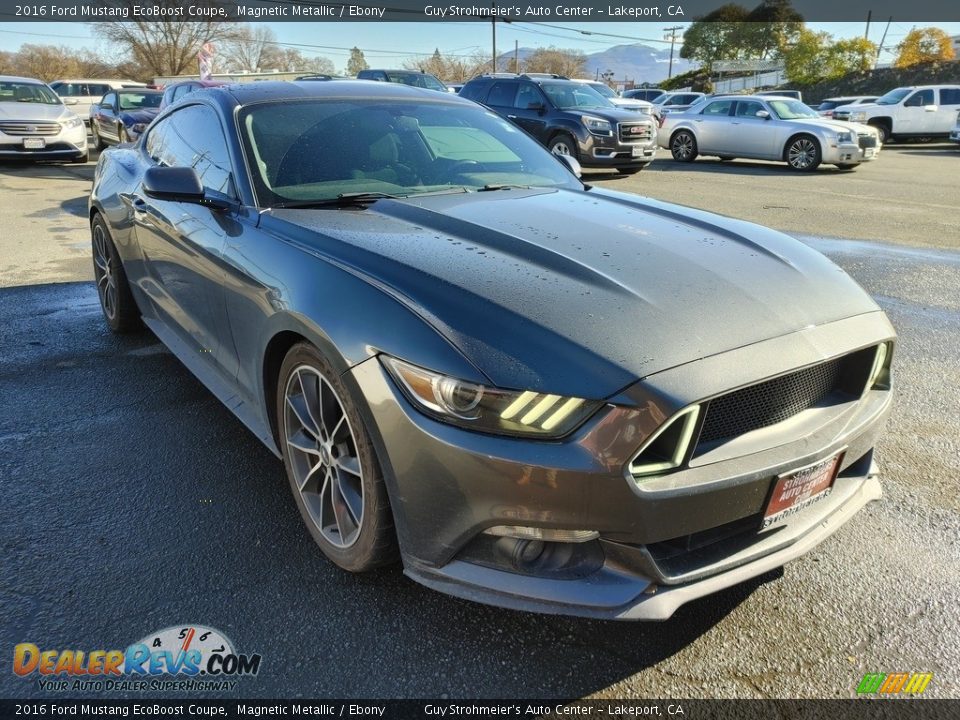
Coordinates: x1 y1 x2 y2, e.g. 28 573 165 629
89 80 894 619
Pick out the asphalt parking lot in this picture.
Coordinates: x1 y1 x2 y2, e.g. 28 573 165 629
1 142 959 699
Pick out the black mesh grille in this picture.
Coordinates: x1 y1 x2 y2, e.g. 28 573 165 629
698 359 842 445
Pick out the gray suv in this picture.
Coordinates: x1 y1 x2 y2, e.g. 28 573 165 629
460 74 657 173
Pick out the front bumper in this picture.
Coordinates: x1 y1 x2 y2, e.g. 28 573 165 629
0 124 87 160
349 312 894 619
822 140 880 164
579 132 657 168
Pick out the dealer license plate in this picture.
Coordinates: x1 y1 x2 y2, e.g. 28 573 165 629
864 148 875 158
762 453 843 529
23 138 45 149
631 146 645 157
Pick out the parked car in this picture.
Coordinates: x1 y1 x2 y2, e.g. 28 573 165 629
0 75 87 163
623 88 666 102
817 96 878 118
757 89 803 102
160 79 227 109
659 94 881 171
90 88 162 149
356 69 448 93
447 83 464 94
49 79 145 124
832 85 960 143
570 79 654 115
651 91 707 120
89 80 894 620
460 74 657 173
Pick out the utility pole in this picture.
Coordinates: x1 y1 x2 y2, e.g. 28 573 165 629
664 26 683 80
514 40 519 74
864 10 872 40
877 16 892 65
491 4 497 73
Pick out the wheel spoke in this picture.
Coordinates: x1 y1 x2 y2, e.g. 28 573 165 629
335 473 362 528
286 429 321 457
336 454 362 477
329 414 348 443
299 459 326 493
286 393 319 439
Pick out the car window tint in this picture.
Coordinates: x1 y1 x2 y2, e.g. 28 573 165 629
458 82 486 102
102 92 116 108
514 84 541 109
905 89 934 107
145 105 234 197
735 101 765 118
939 88 960 105
701 100 733 116
486 82 517 107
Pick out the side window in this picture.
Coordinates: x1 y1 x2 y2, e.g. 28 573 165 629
904 89 934 107
145 105 235 197
735 100 765 118
701 100 733 116
102 92 116 109
514 84 542 109
938 88 960 105
458 82 487 103
90 84 110 97
486 82 517 107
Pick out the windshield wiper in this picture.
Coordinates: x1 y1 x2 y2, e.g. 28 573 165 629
477 184 533 192
271 191 400 209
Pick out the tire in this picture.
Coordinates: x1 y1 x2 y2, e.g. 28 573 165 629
92 123 105 151
548 134 578 160
670 130 698 162
868 121 890 145
785 135 821 171
91 213 142 333
276 343 398 572
617 166 644 175
71 153 89 164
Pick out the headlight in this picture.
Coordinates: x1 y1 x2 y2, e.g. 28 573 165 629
62 115 84 130
866 342 891 390
381 356 602 438
131 123 147 134
850 111 867 122
836 131 854 143
582 115 612 136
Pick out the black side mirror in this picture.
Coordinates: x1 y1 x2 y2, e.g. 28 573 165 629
142 166 232 211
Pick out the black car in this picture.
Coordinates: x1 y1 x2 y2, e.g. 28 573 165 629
623 88 666 102
460 74 657 173
356 69 448 93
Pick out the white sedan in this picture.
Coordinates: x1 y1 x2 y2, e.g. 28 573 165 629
659 95 881 171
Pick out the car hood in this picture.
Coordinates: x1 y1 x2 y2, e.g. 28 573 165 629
788 118 876 134
0 102 71 122
119 109 159 124
267 188 880 398
609 98 652 110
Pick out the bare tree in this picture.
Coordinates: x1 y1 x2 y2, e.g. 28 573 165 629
93 2 240 78
524 47 587 78
221 24 281 73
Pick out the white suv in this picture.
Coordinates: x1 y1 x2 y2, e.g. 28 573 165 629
49 79 145 125
833 85 960 143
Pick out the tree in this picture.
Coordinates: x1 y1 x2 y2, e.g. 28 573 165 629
680 4 752 71
741 0 804 60
347 47 369 75
825 37 876 77
782 29 831 85
93 1 240 78
221 24 283 73
10 45 82 82
894 27 956 68
523 47 586 78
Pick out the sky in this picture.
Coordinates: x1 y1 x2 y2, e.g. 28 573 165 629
2 20 959 71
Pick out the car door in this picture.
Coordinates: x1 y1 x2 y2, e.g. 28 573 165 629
483 81 519 123
935 88 960 133
96 92 119 142
131 104 239 381
728 100 780 159
689 99 734 154
509 83 549 143
899 89 935 134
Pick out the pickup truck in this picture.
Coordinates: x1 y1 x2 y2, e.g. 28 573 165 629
833 85 960 143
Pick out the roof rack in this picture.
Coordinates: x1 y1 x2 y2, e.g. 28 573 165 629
473 72 571 80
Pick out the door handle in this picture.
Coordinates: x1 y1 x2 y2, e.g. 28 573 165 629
507 114 517 119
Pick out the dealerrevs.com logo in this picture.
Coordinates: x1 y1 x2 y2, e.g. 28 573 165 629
13 625 262 692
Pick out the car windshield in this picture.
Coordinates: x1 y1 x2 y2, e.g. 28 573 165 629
875 88 912 105
540 82 612 110
240 99 581 206
768 100 820 120
0 81 61 105
819 100 849 110
385 72 447 92
118 92 161 110
587 83 617 98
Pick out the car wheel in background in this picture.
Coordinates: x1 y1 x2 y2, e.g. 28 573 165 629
868 121 890 144
670 130 698 162
277 343 398 572
91 213 141 333
92 123 105 151
548 134 578 160
785 135 821 171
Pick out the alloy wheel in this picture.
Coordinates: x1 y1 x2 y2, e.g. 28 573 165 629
551 139 573 156
787 138 818 170
672 133 695 160
283 365 365 549
92 223 117 320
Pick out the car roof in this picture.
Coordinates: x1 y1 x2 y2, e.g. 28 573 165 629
218 80 470 107
0 75 46 84
50 79 143 84
116 87 161 94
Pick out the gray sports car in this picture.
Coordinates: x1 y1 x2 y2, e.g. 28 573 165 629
89 81 894 619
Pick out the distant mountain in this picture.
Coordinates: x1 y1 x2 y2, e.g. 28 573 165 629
496 44 693 84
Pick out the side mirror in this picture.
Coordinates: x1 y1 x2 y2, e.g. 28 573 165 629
62 98 79 106
143 166 205 203
924 105 938 112
756 110 770 119
556 153 581 178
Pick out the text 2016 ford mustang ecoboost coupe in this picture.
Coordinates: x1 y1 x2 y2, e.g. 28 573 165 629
89 81 894 619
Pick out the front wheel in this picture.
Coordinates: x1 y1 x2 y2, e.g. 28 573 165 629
869 122 889 145
785 135 821 171
92 123 105 151
277 343 398 572
670 131 698 162
548 134 578 160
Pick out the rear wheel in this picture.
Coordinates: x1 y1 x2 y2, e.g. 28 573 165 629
785 135 821 171
670 131 698 162
277 343 398 572
91 214 141 333
92 123 105 151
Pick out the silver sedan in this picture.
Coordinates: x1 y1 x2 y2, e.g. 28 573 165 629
659 95 881 171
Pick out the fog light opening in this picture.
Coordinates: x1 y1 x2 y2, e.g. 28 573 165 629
483 526 600 543
514 539 546 566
